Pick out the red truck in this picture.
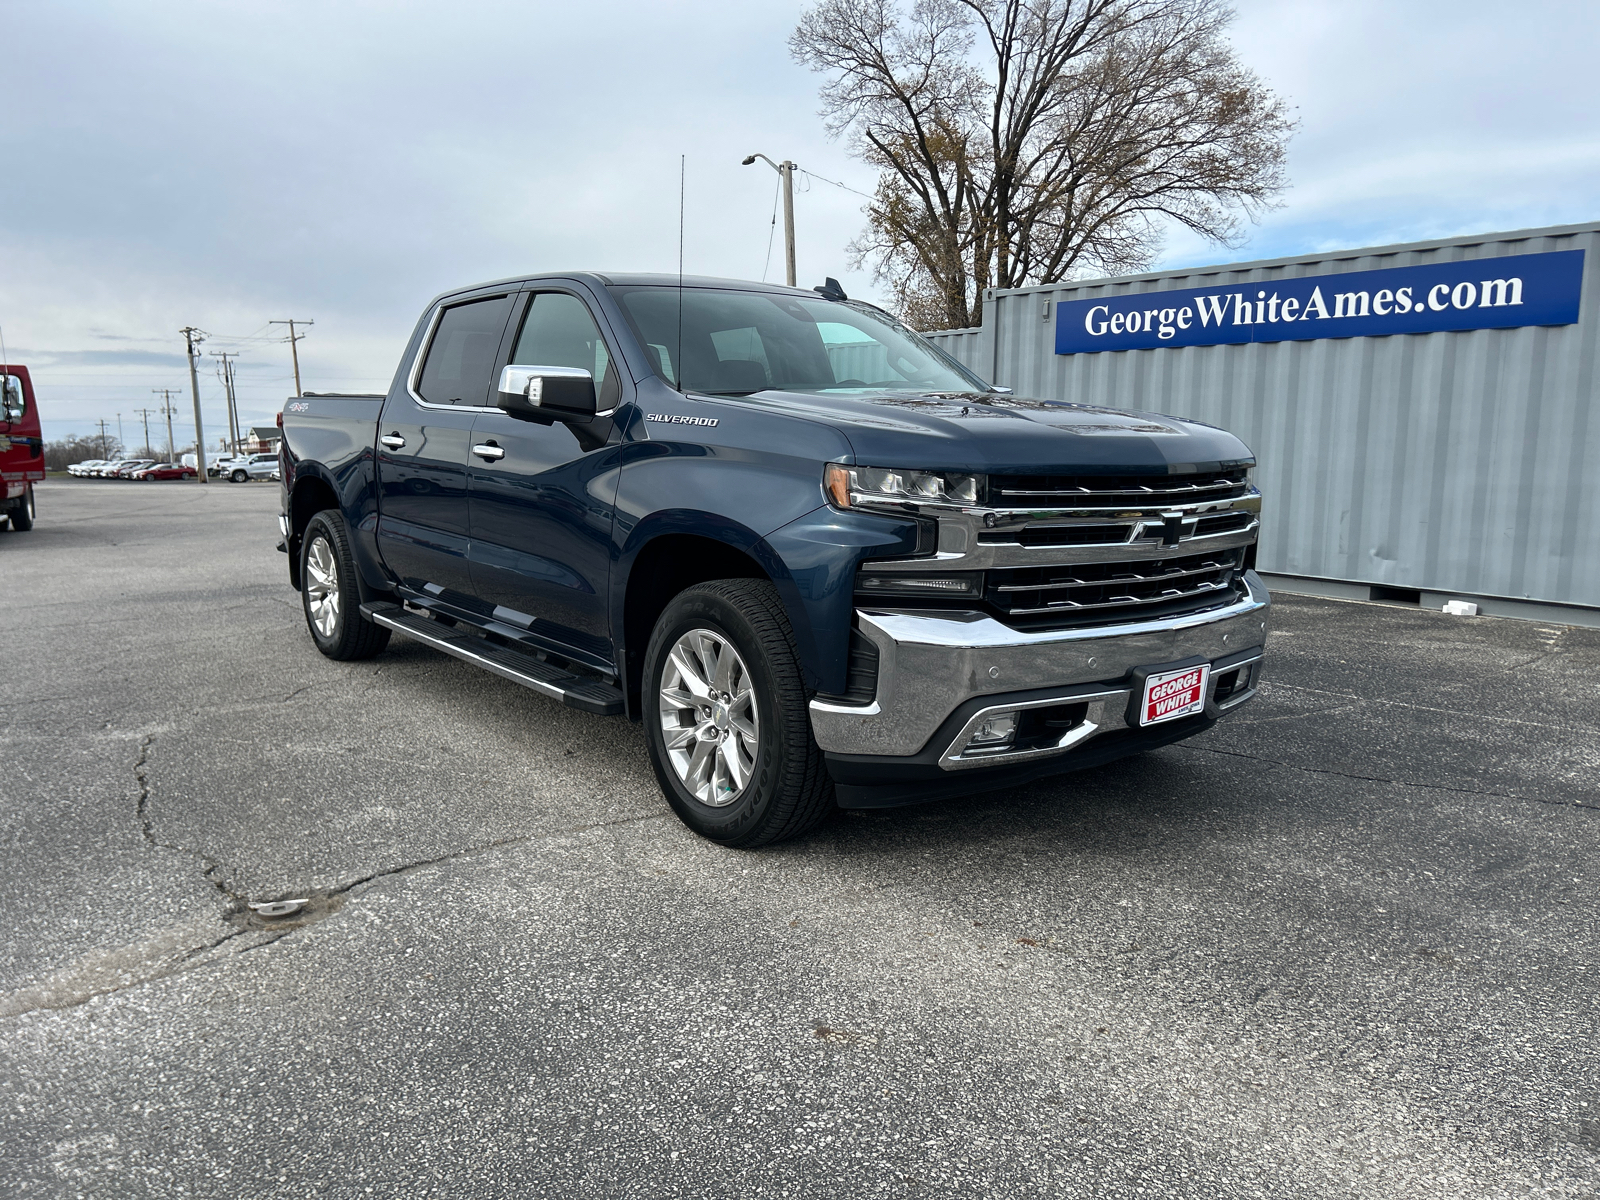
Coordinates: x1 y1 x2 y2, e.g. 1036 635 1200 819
1 365 42 531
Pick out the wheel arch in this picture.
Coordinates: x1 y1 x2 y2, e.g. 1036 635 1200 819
618 525 809 721
286 472 341 590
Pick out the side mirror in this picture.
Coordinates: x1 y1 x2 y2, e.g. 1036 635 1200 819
497 365 597 419
0 376 23 422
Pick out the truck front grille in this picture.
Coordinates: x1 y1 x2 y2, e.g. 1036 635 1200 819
992 468 1251 508
985 548 1246 628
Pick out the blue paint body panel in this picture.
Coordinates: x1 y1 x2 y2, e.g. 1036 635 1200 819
281 272 1258 708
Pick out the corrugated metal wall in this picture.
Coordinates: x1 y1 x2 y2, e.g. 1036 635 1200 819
927 325 986 374
922 221 1600 611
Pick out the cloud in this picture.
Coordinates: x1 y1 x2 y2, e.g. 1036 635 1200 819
3 0 1596 440
17 349 193 370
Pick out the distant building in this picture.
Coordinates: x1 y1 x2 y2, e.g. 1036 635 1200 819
243 425 281 454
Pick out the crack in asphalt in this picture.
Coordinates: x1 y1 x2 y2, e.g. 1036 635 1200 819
1 797 670 1022
0 926 260 1020
133 734 247 905
1263 680 1595 735
1178 742 1600 811
327 811 669 899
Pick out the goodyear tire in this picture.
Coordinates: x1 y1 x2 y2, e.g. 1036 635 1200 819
642 580 833 847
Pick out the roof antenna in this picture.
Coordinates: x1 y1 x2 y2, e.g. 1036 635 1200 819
677 154 685 393
813 277 847 302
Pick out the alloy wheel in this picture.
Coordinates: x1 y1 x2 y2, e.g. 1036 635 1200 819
658 628 760 807
304 535 340 638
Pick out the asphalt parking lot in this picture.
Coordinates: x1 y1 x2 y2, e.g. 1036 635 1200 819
2 480 1597 1199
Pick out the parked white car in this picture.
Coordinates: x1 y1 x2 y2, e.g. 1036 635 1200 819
209 453 250 478
67 459 107 477
226 452 280 482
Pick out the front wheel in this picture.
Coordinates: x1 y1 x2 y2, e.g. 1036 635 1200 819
9 485 35 531
642 580 833 847
300 510 390 660
230 469 247 483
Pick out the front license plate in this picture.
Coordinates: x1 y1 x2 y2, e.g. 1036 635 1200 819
1139 663 1211 726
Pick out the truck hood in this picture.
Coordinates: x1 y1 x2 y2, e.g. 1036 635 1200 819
716 388 1253 475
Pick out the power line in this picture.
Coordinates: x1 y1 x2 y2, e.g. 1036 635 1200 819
133 407 157 456
269 319 313 396
152 388 182 462
795 167 875 202
761 172 781 283
180 327 210 482
211 351 243 454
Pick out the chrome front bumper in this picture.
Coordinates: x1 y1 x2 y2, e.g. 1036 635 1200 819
809 571 1271 767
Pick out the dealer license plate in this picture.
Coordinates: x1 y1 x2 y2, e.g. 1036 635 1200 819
1139 663 1211 726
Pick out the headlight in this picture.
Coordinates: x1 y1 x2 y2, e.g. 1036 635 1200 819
824 463 982 509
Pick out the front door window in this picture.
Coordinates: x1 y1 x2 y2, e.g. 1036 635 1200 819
510 293 621 409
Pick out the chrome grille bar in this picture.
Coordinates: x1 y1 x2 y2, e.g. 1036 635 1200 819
994 558 1232 593
999 578 1233 617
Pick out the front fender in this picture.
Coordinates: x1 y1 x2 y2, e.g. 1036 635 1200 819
611 505 920 696
759 506 922 695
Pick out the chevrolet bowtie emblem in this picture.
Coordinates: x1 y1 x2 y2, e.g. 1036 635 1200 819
1160 511 1186 546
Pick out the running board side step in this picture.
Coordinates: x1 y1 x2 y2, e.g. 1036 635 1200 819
361 602 624 716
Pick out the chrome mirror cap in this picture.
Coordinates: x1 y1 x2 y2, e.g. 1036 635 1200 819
496 364 597 417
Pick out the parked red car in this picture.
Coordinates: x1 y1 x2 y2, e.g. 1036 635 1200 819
1 364 42 531
133 463 197 481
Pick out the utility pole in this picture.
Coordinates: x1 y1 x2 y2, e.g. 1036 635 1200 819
152 388 182 462
211 350 242 453
741 154 797 287
269 319 313 396
134 407 156 458
116 412 124 449
180 327 209 483
96 419 111 460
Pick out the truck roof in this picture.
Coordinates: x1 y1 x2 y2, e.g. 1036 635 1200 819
433 272 820 306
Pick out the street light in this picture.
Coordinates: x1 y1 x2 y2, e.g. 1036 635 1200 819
742 153 796 288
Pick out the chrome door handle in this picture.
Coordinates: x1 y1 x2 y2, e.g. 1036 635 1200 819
472 442 505 461
379 433 406 449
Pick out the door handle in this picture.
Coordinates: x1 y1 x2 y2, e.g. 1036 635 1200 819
379 433 406 449
472 442 506 461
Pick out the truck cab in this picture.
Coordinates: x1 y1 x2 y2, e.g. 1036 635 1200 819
0 366 42 531
278 274 1268 845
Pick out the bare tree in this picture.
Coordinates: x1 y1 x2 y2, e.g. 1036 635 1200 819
44 436 120 471
792 0 1295 329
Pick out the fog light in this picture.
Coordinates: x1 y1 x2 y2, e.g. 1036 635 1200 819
855 572 982 597
965 711 1019 751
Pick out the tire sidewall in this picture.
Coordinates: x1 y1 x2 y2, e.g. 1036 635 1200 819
643 591 791 844
300 513 350 655
10 485 34 531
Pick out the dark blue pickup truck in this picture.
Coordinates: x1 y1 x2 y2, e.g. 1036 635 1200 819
277 272 1269 846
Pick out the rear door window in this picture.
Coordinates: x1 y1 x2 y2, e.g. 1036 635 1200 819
416 295 515 406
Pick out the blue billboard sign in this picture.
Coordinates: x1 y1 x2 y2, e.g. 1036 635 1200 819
1054 249 1585 355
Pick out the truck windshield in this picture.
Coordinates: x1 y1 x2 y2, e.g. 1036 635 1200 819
610 286 988 396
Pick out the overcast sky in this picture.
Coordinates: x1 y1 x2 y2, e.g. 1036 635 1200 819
5 0 1597 446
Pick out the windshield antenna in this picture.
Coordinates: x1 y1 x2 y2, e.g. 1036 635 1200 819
677 154 685 394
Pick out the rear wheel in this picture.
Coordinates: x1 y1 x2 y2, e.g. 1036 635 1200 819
9 485 35 531
642 580 833 847
300 510 390 660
